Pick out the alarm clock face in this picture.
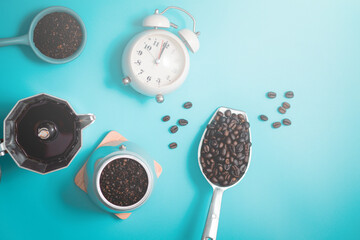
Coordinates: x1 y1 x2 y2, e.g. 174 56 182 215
129 31 188 89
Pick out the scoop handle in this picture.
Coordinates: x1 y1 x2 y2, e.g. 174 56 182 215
0 34 29 47
202 187 224 240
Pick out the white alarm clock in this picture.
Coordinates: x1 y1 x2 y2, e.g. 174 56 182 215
122 6 200 103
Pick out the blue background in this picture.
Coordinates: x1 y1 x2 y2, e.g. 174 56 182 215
0 0 359 239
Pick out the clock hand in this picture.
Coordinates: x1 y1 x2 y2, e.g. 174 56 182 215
146 48 156 61
156 41 167 64
159 43 166 59
157 40 164 60
155 41 164 65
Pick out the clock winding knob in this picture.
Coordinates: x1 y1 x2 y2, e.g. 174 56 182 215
156 94 164 103
122 77 131 85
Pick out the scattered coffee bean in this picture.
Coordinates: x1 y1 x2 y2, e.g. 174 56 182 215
170 125 178 133
33 12 83 59
282 118 292 126
183 102 193 109
162 115 170 122
267 92 277 98
100 158 148 206
272 122 281 128
178 119 188 126
169 142 178 149
200 109 251 187
285 91 294 98
259 115 268 121
282 102 290 109
278 106 286 114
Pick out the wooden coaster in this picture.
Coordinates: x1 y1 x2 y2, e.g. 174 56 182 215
74 131 162 220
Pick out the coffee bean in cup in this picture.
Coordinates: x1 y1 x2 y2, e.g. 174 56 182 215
99 158 148 206
33 12 83 59
200 109 251 187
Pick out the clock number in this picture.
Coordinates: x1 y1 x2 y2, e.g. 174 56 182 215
156 78 161 85
153 41 160 47
146 76 152 82
167 75 171 81
137 50 143 55
138 69 144 75
144 44 152 51
134 60 141 65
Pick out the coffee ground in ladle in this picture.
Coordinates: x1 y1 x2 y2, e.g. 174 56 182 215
33 12 83 59
100 158 148 206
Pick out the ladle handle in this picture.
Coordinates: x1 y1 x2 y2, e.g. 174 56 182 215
202 187 224 240
0 34 29 47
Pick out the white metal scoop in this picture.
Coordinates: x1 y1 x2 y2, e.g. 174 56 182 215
198 107 252 240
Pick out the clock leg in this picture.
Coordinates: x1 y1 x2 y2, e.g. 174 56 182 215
156 94 164 103
122 77 131 85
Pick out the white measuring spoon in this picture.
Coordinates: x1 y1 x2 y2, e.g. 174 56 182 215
198 107 252 240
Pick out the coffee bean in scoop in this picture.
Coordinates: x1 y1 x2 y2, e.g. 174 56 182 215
225 110 231 117
200 109 251 187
